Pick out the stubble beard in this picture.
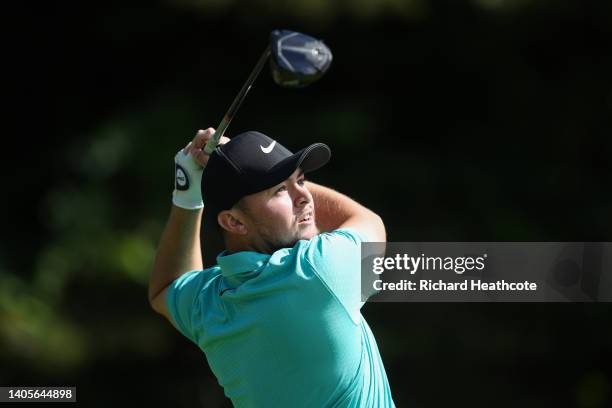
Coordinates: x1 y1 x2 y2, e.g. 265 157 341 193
258 222 318 253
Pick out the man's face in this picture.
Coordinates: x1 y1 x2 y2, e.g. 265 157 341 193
238 168 318 253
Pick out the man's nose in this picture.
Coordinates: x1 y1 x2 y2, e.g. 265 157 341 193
293 186 310 207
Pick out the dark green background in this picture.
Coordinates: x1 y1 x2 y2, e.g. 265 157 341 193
2 0 611 406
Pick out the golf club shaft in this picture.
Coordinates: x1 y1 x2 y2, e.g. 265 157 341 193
204 45 272 154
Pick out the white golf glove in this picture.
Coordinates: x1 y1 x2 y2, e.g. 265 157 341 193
172 148 204 210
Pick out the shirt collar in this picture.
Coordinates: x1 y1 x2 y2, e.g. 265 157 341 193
217 250 271 277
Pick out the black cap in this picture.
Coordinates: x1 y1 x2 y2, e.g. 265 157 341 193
201 131 331 228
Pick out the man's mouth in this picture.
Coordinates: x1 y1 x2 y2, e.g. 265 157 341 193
297 211 313 224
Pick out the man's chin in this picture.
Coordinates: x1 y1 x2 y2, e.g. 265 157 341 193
298 223 320 240
266 226 319 252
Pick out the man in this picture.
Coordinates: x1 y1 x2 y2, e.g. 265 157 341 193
149 128 395 407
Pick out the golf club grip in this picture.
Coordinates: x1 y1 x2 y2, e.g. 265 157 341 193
204 118 230 154
203 45 272 155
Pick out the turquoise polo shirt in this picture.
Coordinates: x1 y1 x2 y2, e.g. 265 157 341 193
166 228 395 408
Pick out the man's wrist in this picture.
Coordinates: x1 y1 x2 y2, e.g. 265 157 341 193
171 203 204 213
172 190 204 209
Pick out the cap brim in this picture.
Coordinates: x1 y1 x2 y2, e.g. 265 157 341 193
264 142 331 188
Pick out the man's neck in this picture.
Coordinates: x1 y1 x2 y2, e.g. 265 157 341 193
224 236 267 255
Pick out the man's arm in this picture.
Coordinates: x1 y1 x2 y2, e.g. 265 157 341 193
148 206 203 321
307 181 386 242
148 128 229 322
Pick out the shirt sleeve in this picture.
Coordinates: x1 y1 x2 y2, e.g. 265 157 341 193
166 269 209 341
300 228 368 322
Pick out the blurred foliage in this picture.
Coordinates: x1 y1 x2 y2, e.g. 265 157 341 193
0 271 86 372
3 0 612 406
170 0 430 22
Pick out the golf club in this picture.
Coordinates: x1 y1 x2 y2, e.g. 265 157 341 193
203 29 333 154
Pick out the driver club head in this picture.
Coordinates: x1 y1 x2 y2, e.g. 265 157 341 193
203 30 333 154
269 30 333 88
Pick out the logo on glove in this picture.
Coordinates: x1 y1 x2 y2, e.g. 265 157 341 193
175 164 189 191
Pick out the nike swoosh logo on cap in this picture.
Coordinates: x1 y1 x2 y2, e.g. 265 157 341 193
260 141 276 154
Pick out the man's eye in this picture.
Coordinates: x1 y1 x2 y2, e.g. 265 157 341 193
297 178 305 186
276 186 287 194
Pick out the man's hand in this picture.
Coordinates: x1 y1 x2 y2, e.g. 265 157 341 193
183 128 231 167
172 128 230 210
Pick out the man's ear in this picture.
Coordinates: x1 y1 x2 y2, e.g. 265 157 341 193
218 210 248 235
